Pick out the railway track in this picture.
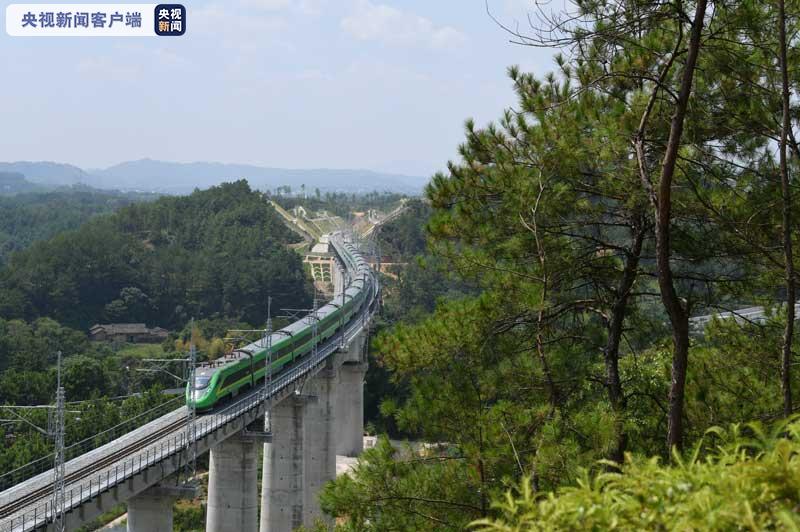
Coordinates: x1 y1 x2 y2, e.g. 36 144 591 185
0 413 188 521
0 234 378 531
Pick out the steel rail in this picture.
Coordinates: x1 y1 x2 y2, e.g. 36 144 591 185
0 235 377 532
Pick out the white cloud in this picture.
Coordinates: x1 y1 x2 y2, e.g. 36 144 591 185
294 0 327 15
192 3 290 54
76 57 141 82
239 0 326 15
193 4 287 34
341 0 466 50
295 68 331 81
240 0 292 10
152 47 188 67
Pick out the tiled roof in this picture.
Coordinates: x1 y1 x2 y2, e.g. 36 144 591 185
89 324 169 337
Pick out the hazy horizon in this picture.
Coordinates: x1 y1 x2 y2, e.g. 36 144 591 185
0 158 431 193
0 1 559 177
1 157 428 177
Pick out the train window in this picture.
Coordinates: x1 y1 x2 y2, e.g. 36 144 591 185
276 341 295 357
195 376 212 389
220 365 253 390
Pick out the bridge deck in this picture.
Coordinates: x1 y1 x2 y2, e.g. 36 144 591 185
0 234 378 532
0 303 374 532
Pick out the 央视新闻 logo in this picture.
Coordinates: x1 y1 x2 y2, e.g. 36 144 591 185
154 4 185 36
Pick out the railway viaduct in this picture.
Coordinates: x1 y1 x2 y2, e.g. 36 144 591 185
0 232 378 532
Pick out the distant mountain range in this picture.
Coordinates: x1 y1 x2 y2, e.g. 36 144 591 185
0 160 428 194
0 171 44 195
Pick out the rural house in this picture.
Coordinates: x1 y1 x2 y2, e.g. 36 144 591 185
89 323 169 344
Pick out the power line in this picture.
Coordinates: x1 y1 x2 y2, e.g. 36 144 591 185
185 318 197 481
2 351 69 531
49 351 66 532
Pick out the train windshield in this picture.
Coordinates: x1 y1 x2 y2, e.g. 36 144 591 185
194 375 212 390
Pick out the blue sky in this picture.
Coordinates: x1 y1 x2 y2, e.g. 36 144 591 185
0 1 561 177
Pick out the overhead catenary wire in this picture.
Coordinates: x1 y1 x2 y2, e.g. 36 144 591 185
0 231 378 530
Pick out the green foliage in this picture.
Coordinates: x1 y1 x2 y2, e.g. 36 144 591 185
273 191 407 219
0 172 42 196
0 180 310 329
0 387 171 484
0 317 89 374
174 503 205 531
473 418 800 531
321 437 483 531
0 313 180 483
336 1 800 528
376 199 430 260
0 317 178 404
0 182 315 489
351 294 611 522
379 255 472 325
73 504 126 532
0 187 151 266
366 203 473 436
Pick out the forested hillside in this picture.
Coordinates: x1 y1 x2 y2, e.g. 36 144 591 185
0 312 182 491
320 0 800 529
375 199 429 261
0 181 313 502
0 188 152 266
0 172 41 195
363 201 474 436
273 190 406 219
373 199 474 325
0 180 310 329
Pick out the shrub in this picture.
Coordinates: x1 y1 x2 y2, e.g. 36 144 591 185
473 418 800 531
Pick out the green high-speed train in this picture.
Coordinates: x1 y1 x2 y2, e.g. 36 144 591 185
185 235 373 411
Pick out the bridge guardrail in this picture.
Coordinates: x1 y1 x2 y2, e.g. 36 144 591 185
689 303 800 329
1 272 377 532
0 397 184 493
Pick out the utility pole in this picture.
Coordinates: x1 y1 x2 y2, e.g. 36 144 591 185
228 302 291 437
185 319 197 480
340 285 351 350
279 284 322 391
311 286 318 362
0 351 75 530
264 297 273 434
376 238 382 282
50 351 66 532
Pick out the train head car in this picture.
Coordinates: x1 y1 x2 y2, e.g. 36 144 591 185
186 366 222 411
185 232 374 411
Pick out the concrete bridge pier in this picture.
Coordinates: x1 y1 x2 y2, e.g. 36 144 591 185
303 362 337 526
207 433 261 532
336 361 367 457
336 333 368 457
127 484 195 532
261 395 309 532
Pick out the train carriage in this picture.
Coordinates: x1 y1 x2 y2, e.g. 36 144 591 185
186 233 372 411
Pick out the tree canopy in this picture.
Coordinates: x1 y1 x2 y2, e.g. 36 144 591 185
0 180 310 330
320 0 800 528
